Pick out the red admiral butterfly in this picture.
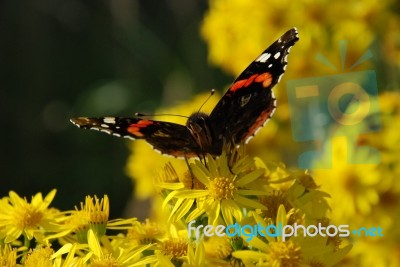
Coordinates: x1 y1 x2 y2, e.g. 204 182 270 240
71 28 299 158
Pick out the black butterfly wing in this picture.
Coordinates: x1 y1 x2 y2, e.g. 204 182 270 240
209 28 299 146
70 117 201 157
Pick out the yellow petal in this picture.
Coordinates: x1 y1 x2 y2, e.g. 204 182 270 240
235 169 265 187
87 229 102 258
233 195 267 210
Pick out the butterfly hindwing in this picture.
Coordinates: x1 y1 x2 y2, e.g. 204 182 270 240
209 28 299 145
70 117 201 157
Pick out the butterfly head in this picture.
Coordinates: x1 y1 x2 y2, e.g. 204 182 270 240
186 112 215 153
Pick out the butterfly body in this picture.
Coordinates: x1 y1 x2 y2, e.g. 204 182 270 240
71 28 299 158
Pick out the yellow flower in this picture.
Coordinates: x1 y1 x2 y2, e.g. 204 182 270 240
86 229 157 267
0 189 59 243
200 0 400 169
164 152 267 226
313 136 381 224
345 238 400 267
201 0 400 77
127 219 165 245
79 195 109 238
24 247 54 267
333 92 400 266
203 236 232 261
50 195 135 244
151 223 192 267
233 205 352 266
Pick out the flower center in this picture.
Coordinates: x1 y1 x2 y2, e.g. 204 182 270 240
24 247 54 267
128 219 165 244
15 205 43 229
90 254 118 267
82 195 109 224
268 241 302 267
162 238 187 259
80 195 109 237
205 236 232 259
208 177 236 200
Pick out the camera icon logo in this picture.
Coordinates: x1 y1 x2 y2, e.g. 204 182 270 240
286 42 381 169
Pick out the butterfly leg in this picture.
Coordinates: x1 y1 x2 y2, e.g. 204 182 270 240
227 139 246 175
184 155 195 189
196 152 208 169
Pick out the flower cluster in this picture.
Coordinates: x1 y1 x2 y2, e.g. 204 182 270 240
201 0 400 79
0 151 351 266
123 87 400 267
197 2 400 265
200 0 400 167
0 191 152 266
312 92 400 266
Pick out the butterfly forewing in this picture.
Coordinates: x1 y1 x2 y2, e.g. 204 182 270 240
70 117 201 157
209 28 299 145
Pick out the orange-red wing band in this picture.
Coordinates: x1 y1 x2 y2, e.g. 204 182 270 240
230 72 273 92
245 109 272 140
127 120 153 137
255 72 272 87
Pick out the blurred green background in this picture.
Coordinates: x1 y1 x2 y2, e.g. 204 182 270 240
0 0 227 218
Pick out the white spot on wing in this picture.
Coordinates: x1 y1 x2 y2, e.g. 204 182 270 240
245 135 253 144
272 91 276 106
274 52 281 59
254 126 263 135
270 108 276 117
103 117 116 124
101 124 109 128
294 28 299 38
256 53 271 63
268 64 273 68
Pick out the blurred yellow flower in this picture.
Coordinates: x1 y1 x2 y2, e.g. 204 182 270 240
201 0 400 78
200 0 400 169
313 136 381 224
310 92 400 266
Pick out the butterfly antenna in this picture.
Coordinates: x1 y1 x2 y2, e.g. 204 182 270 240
197 89 215 114
135 112 189 119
